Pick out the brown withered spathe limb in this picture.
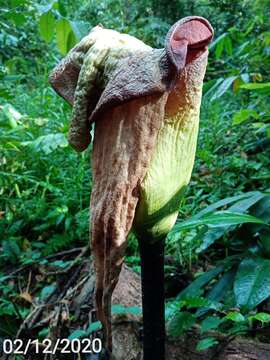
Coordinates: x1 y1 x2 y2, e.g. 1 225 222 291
91 93 168 351
49 25 104 105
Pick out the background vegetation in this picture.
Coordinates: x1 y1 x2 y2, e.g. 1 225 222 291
0 0 270 351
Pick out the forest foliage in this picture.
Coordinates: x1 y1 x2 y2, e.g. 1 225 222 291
0 0 270 349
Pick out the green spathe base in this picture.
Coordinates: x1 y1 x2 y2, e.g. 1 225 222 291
134 186 187 242
134 103 201 241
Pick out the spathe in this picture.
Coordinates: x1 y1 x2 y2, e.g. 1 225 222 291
49 16 214 356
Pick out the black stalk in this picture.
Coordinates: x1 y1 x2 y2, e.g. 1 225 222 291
138 237 165 360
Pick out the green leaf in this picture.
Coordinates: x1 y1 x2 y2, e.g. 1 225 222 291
248 312 270 324
5 12 26 26
38 327 49 339
56 18 77 55
57 0 68 16
196 269 236 317
167 311 195 337
177 266 223 300
22 133 68 154
172 211 265 233
211 76 238 101
201 317 222 333
66 30 77 53
234 257 270 310
193 192 262 219
111 304 142 315
225 312 245 322
249 196 270 253
207 269 236 302
70 20 89 39
215 40 224 59
0 87 12 100
233 109 259 125
2 240 21 264
68 329 86 340
196 337 218 351
2 104 22 128
260 229 270 256
86 321 102 334
205 211 265 227
10 0 25 7
39 10 55 43
208 32 228 59
229 192 266 214
267 125 270 138
224 36 233 56
36 1 56 14
195 192 267 252
50 260 71 268
209 32 227 51
181 297 212 309
203 78 224 99
240 82 270 90
40 284 56 300
0 275 11 283
250 195 270 224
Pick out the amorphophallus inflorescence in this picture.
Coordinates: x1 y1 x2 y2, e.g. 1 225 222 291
50 16 213 360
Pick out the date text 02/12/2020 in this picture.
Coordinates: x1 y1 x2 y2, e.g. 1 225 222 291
1 338 102 355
